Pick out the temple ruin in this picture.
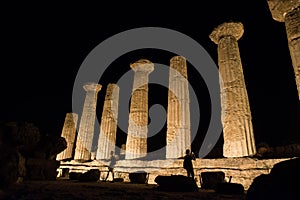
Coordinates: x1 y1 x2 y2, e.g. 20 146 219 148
56 0 300 189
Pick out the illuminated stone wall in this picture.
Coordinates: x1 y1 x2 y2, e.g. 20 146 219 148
96 83 120 159
74 82 102 161
58 158 291 190
209 22 256 157
56 113 78 161
125 59 154 159
166 56 191 158
267 0 300 99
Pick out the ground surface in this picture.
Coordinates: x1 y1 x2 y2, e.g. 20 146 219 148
1 179 246 200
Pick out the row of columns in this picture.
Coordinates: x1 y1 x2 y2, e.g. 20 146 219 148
57 56 192 161
57 41 255 160
58 0 300 160
57 47 256 161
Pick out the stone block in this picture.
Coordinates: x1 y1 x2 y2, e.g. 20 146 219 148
79 169 100 182
154 175 198 192
200 171 225 189
216 182 244 195
129 171 148 184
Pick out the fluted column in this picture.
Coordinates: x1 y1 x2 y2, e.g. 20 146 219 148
96 83 120 160
267 0 300 99
74 82 102 161
209 22 256 157
56 113 78 161
125 59 154 159
166 56 191 158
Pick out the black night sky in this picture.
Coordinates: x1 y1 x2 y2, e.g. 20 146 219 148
1 1 300 156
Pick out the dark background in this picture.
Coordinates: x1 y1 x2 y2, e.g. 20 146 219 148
1 1 300 156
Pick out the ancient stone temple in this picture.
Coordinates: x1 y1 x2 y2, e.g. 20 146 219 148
166 56 191 158
74 82 102 161
55 3 300 190
267 0 300 99
125 59 154 159
209 22 256 157
56 113 78 161
96 83 120 160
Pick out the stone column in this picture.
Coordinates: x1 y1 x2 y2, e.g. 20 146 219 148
74 82 102 161
267 0 300 99
56 113 78 161
166 56 191 158
120 144 126 158
125 59 154 159
96 83 120 160
209 22 256 157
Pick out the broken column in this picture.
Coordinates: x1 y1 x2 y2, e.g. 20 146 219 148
96 83 120 160
166 56 191 158
125 59 154 159
209 22 256 157
267 0 300 99
56 113 78 161
74 82 102 161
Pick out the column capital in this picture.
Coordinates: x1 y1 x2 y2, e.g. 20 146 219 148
170 55 188 79
209 22 244 44
83 82 102 92
170 55 186 63
106 83 119 91
130 59 154 73
105 83 120 99
267 0 300 22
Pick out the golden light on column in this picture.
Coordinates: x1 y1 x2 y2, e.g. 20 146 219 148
209 22 256 157
267 0 300 99
125 59 154 159
166 56 191 158
96 83 120 160
74 82 102 161
56 112 78 161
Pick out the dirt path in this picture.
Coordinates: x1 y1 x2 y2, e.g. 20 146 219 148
1 179 246 200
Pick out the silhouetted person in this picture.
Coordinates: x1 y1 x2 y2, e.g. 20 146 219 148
105 151 116 182
183 149 195 179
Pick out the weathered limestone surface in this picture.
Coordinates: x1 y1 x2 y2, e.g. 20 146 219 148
267 0 300 99
120 144 126 158
210 22 256 157
125 59 154 159
58 157 292 190
57 113 78 161
267 0 300 22
166 56 191 158
74 83 102 161
96 84 120 159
